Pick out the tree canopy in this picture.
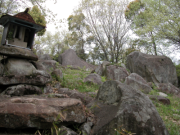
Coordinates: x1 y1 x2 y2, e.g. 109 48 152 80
28 5 47 36
125 0 180 55
71 0 131 63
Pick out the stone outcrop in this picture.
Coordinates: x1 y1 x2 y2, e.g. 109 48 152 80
0 45 38 61
0 62 3 76
57 88 93 105
95 61 111 76
58 49 96 70
38 54 52 60
105 65 129 82
1 84 42 96
84 73 103 86
51 68 63 80
3 58 36 76
94 61 129 82
0 96 86 129
156 83 180 96
0 70 52 86
126 51 178 86
92 80 169 135
125 73 152 94
148 95 170 105
34 60 60 74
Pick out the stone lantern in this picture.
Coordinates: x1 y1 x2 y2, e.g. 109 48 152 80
0 8 45 50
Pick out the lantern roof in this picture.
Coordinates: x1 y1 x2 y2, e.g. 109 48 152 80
0 8 46 33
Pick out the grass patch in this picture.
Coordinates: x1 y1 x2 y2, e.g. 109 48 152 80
54 68 180 134
60 67 99 93
150 84 180 135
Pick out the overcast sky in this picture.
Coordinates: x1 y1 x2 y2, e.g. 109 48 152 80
44 0 180 63
45 0 81 32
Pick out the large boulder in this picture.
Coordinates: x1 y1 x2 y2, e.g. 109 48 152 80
126 51 178 86
95 61 111 76
0 45 38 61
51 68 63 80
156 83 180 96
3 58 36 76
148 95 170 105
58 49 96 70
84 73 103 86
1 84 42 96
105 65 129 82
57 88 94 105
91 81 169 135
34 60 60 74
0 70 52 86
125 73 152 94
0 96 86 129
38 54 52 60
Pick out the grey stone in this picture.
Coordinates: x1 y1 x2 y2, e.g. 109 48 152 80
0 62 4 76
126 51 178 86
1 84 42 96
92 80 169 135
0 70 52 86
38 54 52 60
84 73 103 86
125 73 152 94
158 92 168 97
38 60 59 74
148 95 170 105
51 68 63 80
80 122 93 135
0 96 86 129
95 61 111 76
96 81 122 105
58 126 78 135
58 88 93 105
44 85 53 94
60 49 96 70
0 45 38 61
156 83 180 96
105 65 129 82
3 58 36 76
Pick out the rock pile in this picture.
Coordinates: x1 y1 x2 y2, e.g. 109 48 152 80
0 48 174 135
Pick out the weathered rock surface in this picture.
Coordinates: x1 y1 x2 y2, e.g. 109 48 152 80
156 83 180 96
38 54 52 60
125 73 152 94
105 65 129 82
92 80 169 135
58 88 93 105
126 51 178 86
51 68 63 80
84 73 103 86
0 62 4 76
58 49 96 70
158 92 168 97
3 58 36 76
0 45 38 61
95 61 111 76
58 126 78 135
0 96 86 129
44 85 54 94
148 95 170 105
36 60 60 74
1 85 42 96
80 122 93 135
0 70 52 86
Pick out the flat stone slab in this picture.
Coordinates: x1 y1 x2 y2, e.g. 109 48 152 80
0 70 52 86
0 96 86 129
0 45 38 61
